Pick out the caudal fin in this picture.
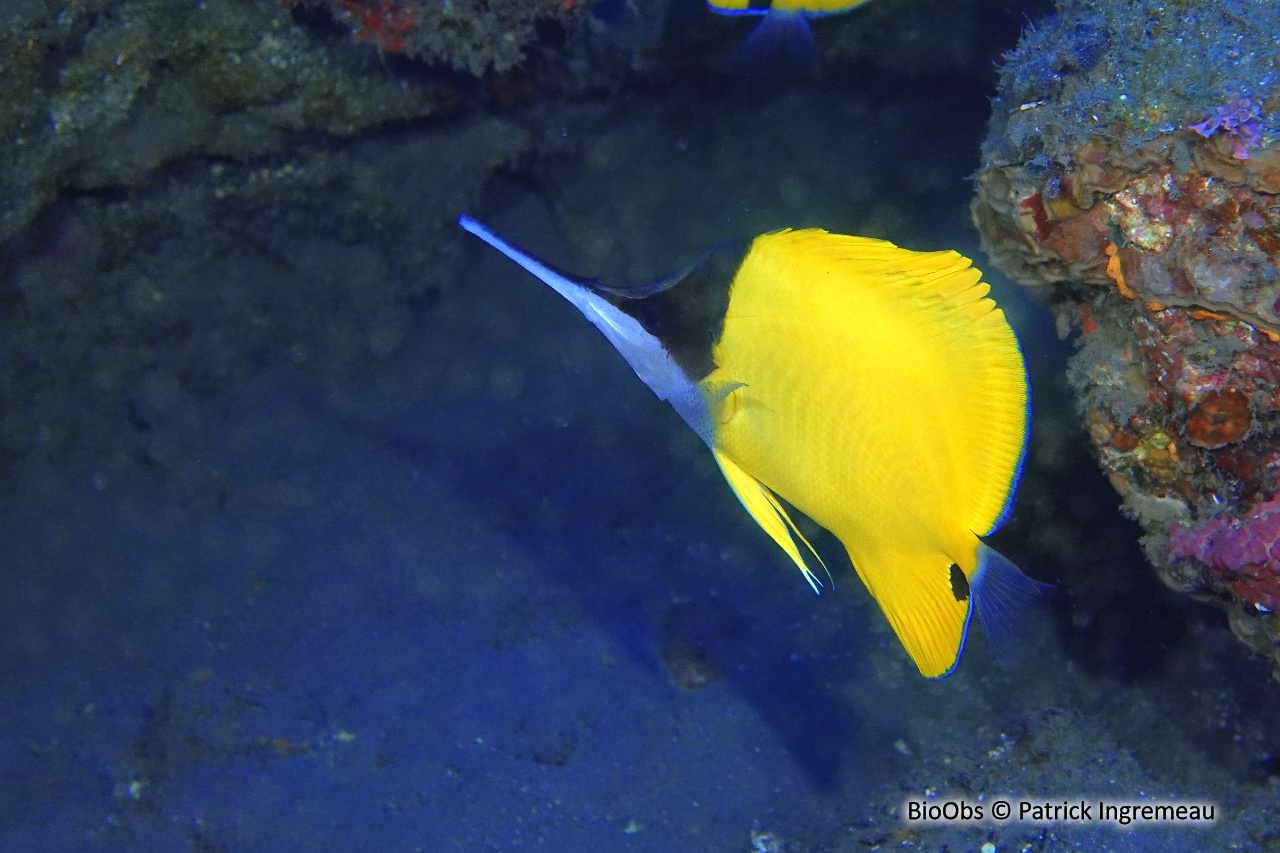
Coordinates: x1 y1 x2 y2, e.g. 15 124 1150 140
972 543 1055 669
733 11 818 78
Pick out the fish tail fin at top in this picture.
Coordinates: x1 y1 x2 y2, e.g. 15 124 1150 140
714 449 825 592
733 10 818 78
972 543 1055 669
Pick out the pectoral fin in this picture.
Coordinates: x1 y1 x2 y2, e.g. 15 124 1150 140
713 449 824 592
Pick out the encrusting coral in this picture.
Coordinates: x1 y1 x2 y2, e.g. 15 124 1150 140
971 0 1280 675
311 0 591 76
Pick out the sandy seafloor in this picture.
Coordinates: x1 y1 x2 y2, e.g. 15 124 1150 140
5 75 1280 852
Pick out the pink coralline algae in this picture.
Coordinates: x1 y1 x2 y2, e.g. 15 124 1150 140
1189 97 1263 160
1169 497 1280 612
292 0 589 75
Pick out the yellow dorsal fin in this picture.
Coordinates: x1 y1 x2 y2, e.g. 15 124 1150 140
729 229 1028 538
859 232 1025 536
713 448 824 592
857 548 972 678
902 260 1028 538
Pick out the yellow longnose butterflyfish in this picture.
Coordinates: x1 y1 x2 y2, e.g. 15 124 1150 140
459 216 1051 678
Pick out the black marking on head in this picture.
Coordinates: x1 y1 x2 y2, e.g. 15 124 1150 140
748 0 772 8
949 563 970 602
604 239 750 381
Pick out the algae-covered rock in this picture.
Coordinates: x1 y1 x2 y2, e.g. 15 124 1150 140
0 0 451 246
971 0 1280 676
315 0 593 77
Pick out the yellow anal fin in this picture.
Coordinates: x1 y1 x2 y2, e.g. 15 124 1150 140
714 449 825 592
858 549 973 678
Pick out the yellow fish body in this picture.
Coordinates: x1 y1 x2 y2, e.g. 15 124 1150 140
459 217 1048 678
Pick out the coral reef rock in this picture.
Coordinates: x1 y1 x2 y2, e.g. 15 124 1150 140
308 0 591 76
0 0 453 246
0 0 576 493
971 0 1280 675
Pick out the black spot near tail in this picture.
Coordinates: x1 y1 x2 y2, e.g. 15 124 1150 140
949 563 970 602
